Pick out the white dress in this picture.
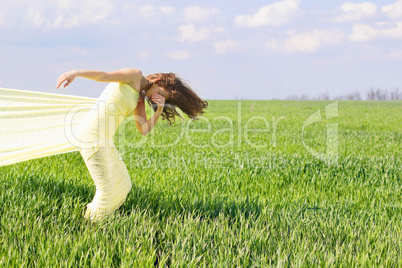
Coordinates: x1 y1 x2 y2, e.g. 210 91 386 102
0 83 139 221
76 83 139 221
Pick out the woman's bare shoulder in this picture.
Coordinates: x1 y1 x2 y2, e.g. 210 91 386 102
106 68 143 87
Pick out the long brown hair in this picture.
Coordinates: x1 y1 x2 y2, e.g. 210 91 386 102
143 73 208 125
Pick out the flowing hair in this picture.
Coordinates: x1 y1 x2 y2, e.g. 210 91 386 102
142 73 208 125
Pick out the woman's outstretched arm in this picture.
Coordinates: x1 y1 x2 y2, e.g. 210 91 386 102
57 68 142 89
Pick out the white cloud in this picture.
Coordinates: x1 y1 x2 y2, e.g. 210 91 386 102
266 30 344 53
159 6 175 14
234 0 300 27
54 0 114 27
122 3 136 10
123 4 175 19
166 50 190 60
349 21 402 42
183 6 219 23
0 2 6 26
389 50 402 59
382 0 402 19
211 26 225 33
178 24 211 42
138 5 154 14
334 2 377 22
0 0 114 28
25 8 46 27
214 40 238 54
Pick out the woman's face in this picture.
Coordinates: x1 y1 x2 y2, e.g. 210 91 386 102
145 84 170 100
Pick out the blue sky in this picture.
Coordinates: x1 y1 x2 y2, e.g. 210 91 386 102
0 0 401 100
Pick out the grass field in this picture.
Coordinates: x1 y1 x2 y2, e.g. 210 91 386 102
0 100 401 267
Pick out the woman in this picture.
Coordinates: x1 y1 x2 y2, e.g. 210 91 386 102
57 68 208 221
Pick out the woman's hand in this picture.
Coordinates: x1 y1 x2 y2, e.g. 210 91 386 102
151 93 165 109
57 70 78 89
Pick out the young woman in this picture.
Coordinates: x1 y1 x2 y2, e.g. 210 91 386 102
56 68 208 221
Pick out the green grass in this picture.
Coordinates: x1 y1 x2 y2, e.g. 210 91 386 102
1 100 401 267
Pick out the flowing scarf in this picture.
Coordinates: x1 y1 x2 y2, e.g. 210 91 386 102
0 87 98 167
